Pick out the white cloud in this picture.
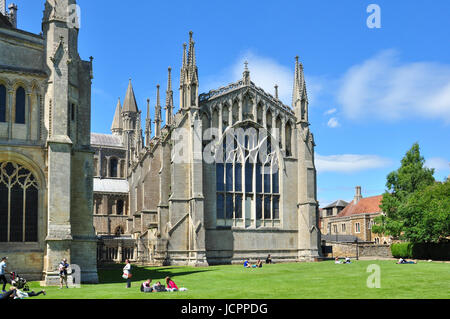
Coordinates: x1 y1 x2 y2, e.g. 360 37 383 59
327 117 340 128
425 157 449 172
315 153 391 173
324 108 337 115
337 50 450 123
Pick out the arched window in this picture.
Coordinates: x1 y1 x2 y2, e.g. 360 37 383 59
285 122 292 157
15 87 26 124
215 125 280 227
110 158 118 178
0 85 6 123
114 226 124 237
0 162 38 242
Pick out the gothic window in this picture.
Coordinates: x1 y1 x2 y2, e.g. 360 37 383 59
212 108 219 129
0 162 38 242
110 158 118 178
266 110 272 131
215 125 280 227
0 84 6 122
256 103 263 125
232 101 239 124
15 87 26 124
71 103 76 121
222 105 229 132
93 158 98 176
285 122 292 157
117 199 124 215
114 226 124 237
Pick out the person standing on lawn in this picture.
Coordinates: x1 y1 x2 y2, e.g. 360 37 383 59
59 258 70 289
123 259 132 288
0 257 9 293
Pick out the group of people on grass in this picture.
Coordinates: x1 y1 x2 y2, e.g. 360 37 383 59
140 277 185 293
0 256 47 299
122 259 186 292
335 257 352 264
243 254 273 268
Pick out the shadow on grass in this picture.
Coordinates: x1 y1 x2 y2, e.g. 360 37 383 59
97 263 215 284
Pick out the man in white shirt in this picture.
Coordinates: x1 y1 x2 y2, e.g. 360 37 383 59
0 257 9 293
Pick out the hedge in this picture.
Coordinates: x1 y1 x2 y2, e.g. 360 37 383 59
391 242 450 260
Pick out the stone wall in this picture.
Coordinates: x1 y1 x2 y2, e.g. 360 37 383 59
324 242 392 258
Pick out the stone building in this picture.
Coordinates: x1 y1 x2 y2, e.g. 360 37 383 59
322 187 391 244
319 199 348 235
0 1 98 283
93 31 322 266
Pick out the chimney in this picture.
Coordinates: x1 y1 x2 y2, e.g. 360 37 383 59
8 3 17 28
354 186 362 204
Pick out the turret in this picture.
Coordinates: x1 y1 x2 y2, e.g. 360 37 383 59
111 98 123 136
145 98 152 147
292 56 308 123
179 31 199 109
165 67 174 126
7 3 17 28
155 84 161 137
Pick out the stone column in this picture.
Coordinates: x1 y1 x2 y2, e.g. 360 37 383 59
281 116 286 151
262 105 267 128
106 156 111 178
117 241 123 263
238 98 243 122
218 104 223 137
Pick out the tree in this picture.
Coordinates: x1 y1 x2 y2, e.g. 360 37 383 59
372 143 436 241
402 181 450 243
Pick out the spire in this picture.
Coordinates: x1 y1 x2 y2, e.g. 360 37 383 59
165 67 174 126
243 60 251 85
145 98 152 147
122 79 139 113
180 42 188 87
292 56 308 122
188 31 197 72
155 85 162 137
179 31 199 109
111 98 123 135
274 84 279 100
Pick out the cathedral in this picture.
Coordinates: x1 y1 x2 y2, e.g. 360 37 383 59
0 1 98 284
93 31 321 265
0 0 321 282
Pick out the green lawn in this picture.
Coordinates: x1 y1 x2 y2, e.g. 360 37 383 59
23 260 450 299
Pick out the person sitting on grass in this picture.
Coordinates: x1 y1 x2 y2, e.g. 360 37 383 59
141 279 153 292
397 258 416 264
166 277 178 291
335 257 342 264
153 281 166 292
344 257 351 264
1 287 46 299
255 259 263 268
266 254 273 264
13 287 46 299
244 259 251 268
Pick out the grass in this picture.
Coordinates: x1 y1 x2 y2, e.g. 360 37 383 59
22 260 450 299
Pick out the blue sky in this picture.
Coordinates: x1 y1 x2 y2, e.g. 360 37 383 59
13 0 450 206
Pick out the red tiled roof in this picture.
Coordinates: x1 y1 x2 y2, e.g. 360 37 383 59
336 195 383 218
